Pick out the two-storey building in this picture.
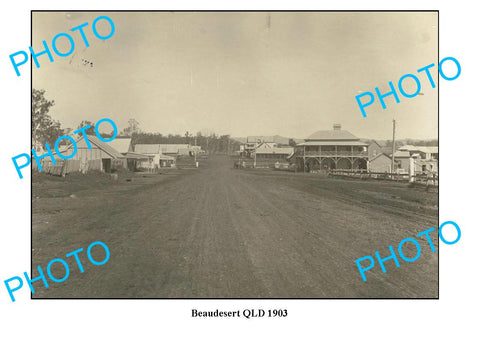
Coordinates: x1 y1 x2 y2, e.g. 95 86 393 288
295 124 368 172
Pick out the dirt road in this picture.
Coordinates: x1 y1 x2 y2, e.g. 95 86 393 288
32 156 438 298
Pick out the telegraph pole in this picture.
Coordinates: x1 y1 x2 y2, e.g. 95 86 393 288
391 119 396 174
253 139 260 168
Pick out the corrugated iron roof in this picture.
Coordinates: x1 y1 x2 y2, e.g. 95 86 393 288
109 138 132 154
256 142 277 149
62 135 124 159
135 144 161 154
124 152 150 160
159 144 190 153
87 135 124 159
255 147 294 155
416 146 438 154
370 153 391 162
398 145 438 154
297 141 368 146
306 129 360 141
393 151 412 158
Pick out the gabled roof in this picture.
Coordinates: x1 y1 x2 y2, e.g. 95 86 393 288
62 135 124 159
416 146 438 154
88 135 124 159
380 146 394 155
306 129 360 141
297 141 368 146
369 140 383 148
370 152 391 162
135 144 161 154
256 142 277 149
398 144 417 151
393 150 414 158
398 145 438 154
109 138 132 154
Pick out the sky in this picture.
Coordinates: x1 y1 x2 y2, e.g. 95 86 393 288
32 11 438 140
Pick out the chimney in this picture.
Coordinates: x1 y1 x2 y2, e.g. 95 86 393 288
333 123 341 130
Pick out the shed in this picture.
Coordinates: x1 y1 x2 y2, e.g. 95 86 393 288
58 135 124 173
135 144 177 169
369 153 392 173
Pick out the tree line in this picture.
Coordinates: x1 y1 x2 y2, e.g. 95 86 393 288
131 132 241 154
32 89 241 154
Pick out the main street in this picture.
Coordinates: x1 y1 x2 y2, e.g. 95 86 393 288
32 156 438 298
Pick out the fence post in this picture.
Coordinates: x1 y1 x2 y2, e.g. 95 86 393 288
61 160 67 177
409 157 415 183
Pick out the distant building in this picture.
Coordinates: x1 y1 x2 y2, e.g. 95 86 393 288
57 135 124 173
392 150 422 174
398 145 438 160
397 145 438 174
109 137 147 171
368 140 383 160
254 146 294 168
255 142 278 150
158 144 201 156
109 137 134 154
242 136 292 157
244 136 275 156
369 153 392 173
295 124 369 172
368 140 397 159
135 144 176 170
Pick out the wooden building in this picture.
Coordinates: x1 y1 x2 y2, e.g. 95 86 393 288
109 137 148 171
48 134 124 174
135 144 176 170
254 145 294 168
369 153 392 173
159 144 191 156
398 145 438 174
295 124 368 172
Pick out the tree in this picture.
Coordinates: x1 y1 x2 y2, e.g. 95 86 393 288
77 120 95 134
43 120 64 146
32 89 57 149
185 131 192 144
121 118 140 136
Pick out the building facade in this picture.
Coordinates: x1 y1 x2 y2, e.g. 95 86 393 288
254 145 294 168
295 124 369 172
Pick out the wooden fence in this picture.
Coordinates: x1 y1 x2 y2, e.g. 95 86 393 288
233 158 290 169
32 159 82 176
328 169 438 186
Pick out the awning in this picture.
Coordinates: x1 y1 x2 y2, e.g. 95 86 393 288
124 152 151 160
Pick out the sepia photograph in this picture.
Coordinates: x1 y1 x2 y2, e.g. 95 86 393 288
31 11 438 298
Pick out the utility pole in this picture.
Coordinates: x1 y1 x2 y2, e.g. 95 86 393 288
206 134 209 155
253 138 261 168
194 134 198 167
391 119 396 175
